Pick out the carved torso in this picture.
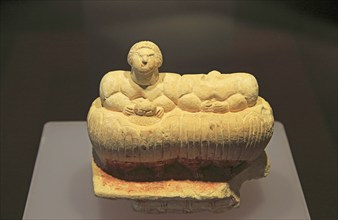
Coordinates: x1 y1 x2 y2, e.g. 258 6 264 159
100 71 181 113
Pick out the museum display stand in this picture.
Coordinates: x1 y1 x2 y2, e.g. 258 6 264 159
23 121 310 219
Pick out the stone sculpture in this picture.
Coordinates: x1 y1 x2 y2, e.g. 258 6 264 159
87 41 274 213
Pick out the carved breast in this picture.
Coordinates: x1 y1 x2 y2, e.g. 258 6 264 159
119 73 164 101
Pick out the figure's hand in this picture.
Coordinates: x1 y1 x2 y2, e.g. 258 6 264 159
201 100 214 112
123 104 135 116
201 100 229 113
212 101 229 113
155 106 164 118
134 107 144 116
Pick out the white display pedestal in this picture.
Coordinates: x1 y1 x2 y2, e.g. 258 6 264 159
23 121 310 219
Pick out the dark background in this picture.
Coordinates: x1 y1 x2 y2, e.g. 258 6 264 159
1 1 337 219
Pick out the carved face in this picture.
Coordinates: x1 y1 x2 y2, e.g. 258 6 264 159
131 48 158 74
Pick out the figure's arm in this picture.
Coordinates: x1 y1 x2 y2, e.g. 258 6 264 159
177 93 202 112
200 94 248 113
102 92 135 114
233 73 258 107
99 72 135 115
152 95 177 115
226 93 248 112
175 74 204 112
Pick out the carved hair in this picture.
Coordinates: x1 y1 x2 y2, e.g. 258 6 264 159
127 41 163 68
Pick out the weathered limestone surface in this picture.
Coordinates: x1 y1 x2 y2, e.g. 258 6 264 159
89 96 273 163
87 41 274 212
92 152 269 213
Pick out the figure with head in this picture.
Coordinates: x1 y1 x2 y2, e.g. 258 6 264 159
127 41 163 87
98 41 169 117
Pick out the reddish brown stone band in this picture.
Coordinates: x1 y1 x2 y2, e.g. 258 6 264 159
93 148 248 182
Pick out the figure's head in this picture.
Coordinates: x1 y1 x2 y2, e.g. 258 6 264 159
127 41 163 75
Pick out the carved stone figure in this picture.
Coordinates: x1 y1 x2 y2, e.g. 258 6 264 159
87 41 274 213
